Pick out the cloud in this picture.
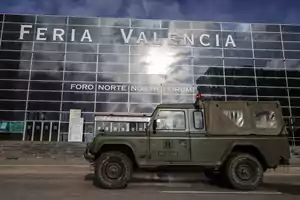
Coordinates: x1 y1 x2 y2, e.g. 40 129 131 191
1 0 300 24
58 0 124 17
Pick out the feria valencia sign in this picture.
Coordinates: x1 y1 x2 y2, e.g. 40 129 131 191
18 25 237 47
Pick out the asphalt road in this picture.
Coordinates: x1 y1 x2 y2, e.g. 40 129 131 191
0 172 300 200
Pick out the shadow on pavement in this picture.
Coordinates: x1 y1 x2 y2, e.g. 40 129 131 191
84 173 94 181
83 173 228 188
84 173 300 195
262 183 300 195
84 173 105 189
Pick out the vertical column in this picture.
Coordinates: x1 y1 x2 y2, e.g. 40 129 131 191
159 20 163 103
190 22 196 100
220 23 227 101
250 24 259 102
30 121 35 141
40 121 44 141
280 24 295 146
93 18 100 136
23 15 37 141
49 122 53 142
58 16 69 142
279 25 292 117
0 14 4 47
128 19 132 112
160 84 163 103
191 46 195 96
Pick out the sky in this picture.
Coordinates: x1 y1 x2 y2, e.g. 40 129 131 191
0 0 300 24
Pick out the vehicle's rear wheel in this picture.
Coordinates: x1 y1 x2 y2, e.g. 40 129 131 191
224 153 263 190
94 151 133 189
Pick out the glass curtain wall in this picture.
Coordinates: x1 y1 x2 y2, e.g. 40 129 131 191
0 14 299 144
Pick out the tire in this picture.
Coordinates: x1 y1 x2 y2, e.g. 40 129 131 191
224 153 264 190
94 151 133 189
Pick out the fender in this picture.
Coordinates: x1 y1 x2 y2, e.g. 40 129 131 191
92 139 139 163
96 140 136 154
219 142 266 167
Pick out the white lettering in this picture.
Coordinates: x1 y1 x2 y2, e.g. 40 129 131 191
98 85 105 90
137 32 148 44
17 26 237 48
98 84 127 92
183 33 194 45
200 34 210 47
71 29 76 42
88 84 94 90
130 86 160 93
185 87 194 93
70 84 94 91
163 87 194 94
168 34 179 45
19 25 32 40
36 28 47 41
225 35 236 47
81 29 92 42
70 84 76 90
215 34 220 47
120 28 133 44
71 83 194 94
111 85 117 91
53 29 65 41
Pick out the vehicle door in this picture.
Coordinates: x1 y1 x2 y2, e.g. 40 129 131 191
150 109 191 162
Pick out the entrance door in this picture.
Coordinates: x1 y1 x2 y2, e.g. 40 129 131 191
42 122 51 141
24 121 59 142
50 122 59 141
33 122 42 141
150 109 191 162
25 122 33 141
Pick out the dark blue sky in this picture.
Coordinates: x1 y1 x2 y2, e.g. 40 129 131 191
1 0 300 24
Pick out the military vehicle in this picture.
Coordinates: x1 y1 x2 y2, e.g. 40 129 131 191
84 93 291 190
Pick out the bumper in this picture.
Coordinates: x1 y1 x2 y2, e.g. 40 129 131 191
84 145 95 162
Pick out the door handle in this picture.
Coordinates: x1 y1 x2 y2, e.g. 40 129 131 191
179 140 187 147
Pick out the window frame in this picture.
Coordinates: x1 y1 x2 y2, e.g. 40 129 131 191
193 110 204 130
253 110 278 129
155 109 186 131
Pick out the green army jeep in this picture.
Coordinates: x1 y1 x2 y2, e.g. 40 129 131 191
84 95 291 190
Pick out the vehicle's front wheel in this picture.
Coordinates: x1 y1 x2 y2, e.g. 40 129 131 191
94 151 133 189
225 153 264 190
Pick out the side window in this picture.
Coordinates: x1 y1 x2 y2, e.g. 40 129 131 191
254 110 277 128
193 111 204 129
223 110 244 127
156 110 186 130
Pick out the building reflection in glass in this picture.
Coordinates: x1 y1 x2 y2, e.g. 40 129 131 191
0 14 299 144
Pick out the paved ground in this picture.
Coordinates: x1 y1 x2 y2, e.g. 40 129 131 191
0 165 300 200
0 153 299 200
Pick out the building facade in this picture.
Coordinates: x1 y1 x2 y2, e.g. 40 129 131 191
0 13 299 144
